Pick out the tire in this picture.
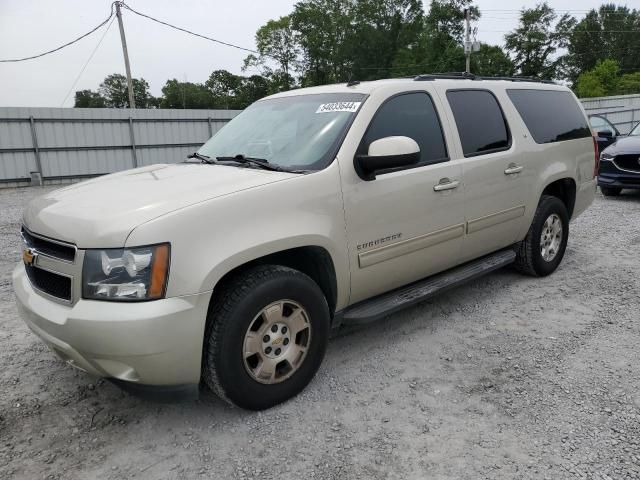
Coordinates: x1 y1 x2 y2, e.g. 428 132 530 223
203 265 330 410
601 186 622 197
515 195 569 277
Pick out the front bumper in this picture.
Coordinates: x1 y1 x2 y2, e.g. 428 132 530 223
13 263 211 390
598 160 640 189
598 173 640 189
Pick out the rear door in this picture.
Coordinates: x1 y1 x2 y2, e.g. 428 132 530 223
439 88 528 262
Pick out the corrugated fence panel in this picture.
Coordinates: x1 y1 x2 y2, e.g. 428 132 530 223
0 107 239 185
137 145 196 166
41 149 134 177
580 94 640 134
0 151 37 180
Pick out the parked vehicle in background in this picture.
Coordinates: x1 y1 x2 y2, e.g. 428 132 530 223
14 75 596 410
598 121 640 196
589 114 621 152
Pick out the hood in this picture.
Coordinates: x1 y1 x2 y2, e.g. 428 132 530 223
603 135 640 156
23 163 297 248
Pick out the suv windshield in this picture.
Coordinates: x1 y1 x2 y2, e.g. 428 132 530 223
630 123 640 136
197 93 366 171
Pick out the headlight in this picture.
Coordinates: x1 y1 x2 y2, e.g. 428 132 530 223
82 243 170 301
600 152 614 161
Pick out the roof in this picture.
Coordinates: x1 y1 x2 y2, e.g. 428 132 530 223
267 74 567 100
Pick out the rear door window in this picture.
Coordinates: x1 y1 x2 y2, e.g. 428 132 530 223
507 89 591 144
446 90 511 157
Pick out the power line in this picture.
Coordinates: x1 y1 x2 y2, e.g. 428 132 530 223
119 2 262 57
0 5 115 63
60 16 116 107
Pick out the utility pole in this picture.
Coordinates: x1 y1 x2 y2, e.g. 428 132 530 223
464 8 471 74
115 2 136 109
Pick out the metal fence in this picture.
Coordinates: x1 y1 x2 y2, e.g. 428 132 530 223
580 94 640 134
2 97 639 188
0 107 240 187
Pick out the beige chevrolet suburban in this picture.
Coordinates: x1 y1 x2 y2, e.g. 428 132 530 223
14 74 597 409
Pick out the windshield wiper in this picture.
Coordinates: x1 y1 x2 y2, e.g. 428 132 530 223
216 154 305 173
187 152 214 164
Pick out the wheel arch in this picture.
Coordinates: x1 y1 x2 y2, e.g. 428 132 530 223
540 177 577 218
208 244 340 318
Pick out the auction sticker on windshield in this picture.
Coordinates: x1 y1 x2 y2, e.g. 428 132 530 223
315 102 362 113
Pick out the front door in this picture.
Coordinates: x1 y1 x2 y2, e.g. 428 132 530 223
339 90 466 304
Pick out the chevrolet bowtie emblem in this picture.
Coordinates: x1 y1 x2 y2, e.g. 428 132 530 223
22 248 37 266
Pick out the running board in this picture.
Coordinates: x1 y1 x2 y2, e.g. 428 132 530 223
340 249 516 325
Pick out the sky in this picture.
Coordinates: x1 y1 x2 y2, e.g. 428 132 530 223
0 0 613 107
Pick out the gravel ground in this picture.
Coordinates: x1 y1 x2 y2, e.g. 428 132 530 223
1 185 639 480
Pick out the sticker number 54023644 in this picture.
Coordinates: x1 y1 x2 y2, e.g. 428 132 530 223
315 102 362 113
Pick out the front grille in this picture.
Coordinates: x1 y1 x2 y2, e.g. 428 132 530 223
25 264 72 301
21 228 76 262
614 155 640 173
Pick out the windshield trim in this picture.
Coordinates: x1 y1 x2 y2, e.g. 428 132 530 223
199 92 369 172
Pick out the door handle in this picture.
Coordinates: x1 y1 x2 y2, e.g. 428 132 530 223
433 178 460 192
504 164 524 175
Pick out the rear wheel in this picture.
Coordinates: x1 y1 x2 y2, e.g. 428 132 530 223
515 195 569 277
601 186 622 197
203 265 330 410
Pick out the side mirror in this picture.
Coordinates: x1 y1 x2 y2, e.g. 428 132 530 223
355 136 420 181
597 130 613 138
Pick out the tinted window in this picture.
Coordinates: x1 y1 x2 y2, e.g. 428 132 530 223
507 89 591 144
446 90 511 156
361 92 447 166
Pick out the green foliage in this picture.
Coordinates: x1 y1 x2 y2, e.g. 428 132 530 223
74 89 106 108
244 16 299 91
160 80 214 109
74 2 640 108
576 59 640 97
575 59 619 97
471 44 515 77
617 72 640 95
96 74 154 108
504 2 576 80
565 5 640 84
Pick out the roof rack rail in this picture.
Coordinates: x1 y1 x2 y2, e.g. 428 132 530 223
413 72 555 84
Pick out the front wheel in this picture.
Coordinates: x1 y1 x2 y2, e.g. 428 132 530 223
203 265 330 410
515 195 569 277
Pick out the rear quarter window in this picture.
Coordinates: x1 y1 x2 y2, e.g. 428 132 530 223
507 89 591 144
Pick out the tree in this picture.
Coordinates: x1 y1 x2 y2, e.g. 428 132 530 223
471 44 515 77
575 59 640 97
392 0 478 77
505 3 576 79
243 16 299 91
575 59 620 97
235 75 270 106
74 89 107 108
617 72 640 95
159 80 214 109
98 74 154 108
291 0 356 85
565 5 640 84
205 70 243 109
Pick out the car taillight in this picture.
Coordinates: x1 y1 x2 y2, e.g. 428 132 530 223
593 136 599 179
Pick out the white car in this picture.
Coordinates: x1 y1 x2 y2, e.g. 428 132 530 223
14 74 597 409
